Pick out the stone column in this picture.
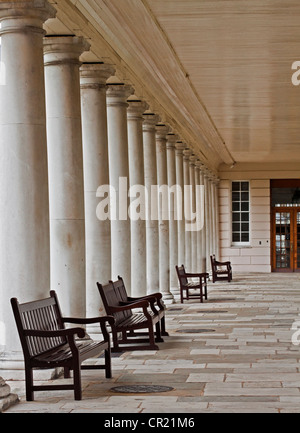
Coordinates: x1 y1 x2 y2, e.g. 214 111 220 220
127 99 148 297
189 154 197 272
214 177 220 260
204 168 211 271
0 0 56 366
197 161 206 272
44 35 90 317
175 142 186 268
80 62 115 318
183 148 192 271
195 160 204 273
166 133 179 297
106 83 133 289
155 124 174 303
142 113 160 295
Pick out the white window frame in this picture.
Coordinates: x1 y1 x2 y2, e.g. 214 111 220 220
231 180 251 246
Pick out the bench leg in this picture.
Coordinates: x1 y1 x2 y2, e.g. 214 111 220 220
73 361 82 400
105 348 112 378
64 367 71 378
25 366 34 401
155 322 164 343
161 317 169 336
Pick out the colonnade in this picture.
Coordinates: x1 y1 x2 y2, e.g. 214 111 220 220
0 0 219 368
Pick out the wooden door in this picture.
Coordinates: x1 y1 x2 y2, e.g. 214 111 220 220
272 207 300 272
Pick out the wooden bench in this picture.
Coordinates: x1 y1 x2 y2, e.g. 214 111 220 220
11 290 115 401
175 265 209 303
97 276 168 352
210 254 232 282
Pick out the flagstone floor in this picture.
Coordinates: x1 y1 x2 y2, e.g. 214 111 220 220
3 273 300 413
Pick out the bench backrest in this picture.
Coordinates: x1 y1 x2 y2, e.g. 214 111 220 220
175 265 188 286
11 291 65 360
97 277 132 325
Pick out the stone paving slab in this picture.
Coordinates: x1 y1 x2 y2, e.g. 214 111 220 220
2 273 300 413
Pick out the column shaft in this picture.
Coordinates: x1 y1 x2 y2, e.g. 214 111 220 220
80 63 115 317
106 83 133 289
183 149 192 271
155 124 174 302
0 0 55 363
127 99 148 296
44 35 90 317
143 113 160 294
175 143 186 267
166 133 179 296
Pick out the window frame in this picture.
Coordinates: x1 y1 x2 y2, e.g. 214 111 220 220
231 180 251 246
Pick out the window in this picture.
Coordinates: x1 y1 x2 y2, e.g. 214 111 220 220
231 181 250 244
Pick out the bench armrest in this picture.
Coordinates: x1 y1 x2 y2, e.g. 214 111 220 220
110 299 149 312
215 260 231 266
62 316 115 341
126 293 164 313
182 272 209 279
24 327 85 339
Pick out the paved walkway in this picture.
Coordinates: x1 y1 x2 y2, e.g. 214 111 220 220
3 273 300 413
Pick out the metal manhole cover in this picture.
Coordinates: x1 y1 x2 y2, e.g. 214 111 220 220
111 385 174 393
176 328 215 333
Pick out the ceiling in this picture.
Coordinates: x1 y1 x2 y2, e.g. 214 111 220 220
45 0 300 171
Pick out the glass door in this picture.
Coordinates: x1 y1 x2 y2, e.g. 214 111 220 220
272 207 300 272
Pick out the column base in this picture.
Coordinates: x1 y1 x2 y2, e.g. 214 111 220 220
0 377 19 412
162 293 175 304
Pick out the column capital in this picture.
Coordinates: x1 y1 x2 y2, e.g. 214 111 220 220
143 112 160 131
0 0 56 34
166 133 178 149
189 154 197 166
175 141 186 155
80 62 115 89
155 123 170 140
127 99 149 120
43 35 90 66
183 148 192 160
106 83 134 107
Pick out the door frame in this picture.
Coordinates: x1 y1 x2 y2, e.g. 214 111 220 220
271 206 300 272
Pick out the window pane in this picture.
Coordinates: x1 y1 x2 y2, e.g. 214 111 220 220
232 232 240 242
232 213 240 222
241 202 249 211
241 223 249 231
232 182 240 191
241 182 249 191
232 202 240 212
232 222 240 232
241 213 249 222
241 192 249 201
232 192 240 201
241 232 249 242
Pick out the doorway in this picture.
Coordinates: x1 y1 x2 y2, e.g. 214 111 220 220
271 179 300 272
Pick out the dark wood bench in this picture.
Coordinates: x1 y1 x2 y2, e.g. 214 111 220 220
175 265 209 303
210 254 232 282
97 276 168 352
11 290 115 401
